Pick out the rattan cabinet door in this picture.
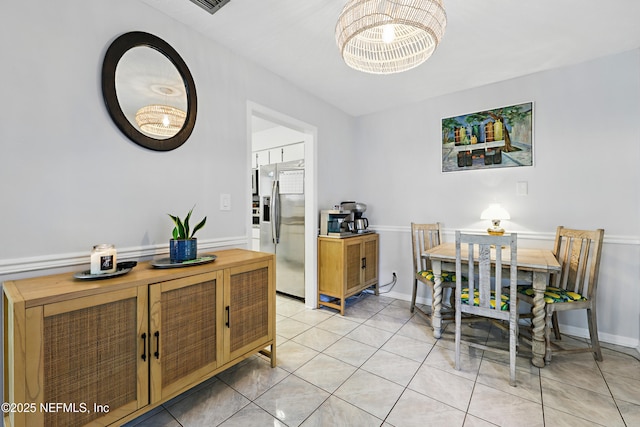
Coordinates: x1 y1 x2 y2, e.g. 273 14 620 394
344 238 365 295
149 270 224 403
224 260 274 362
24 286 149 427
362 234 379 286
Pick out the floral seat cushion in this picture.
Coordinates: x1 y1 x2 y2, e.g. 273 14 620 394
461 288 510 311
418 270 457 282
518 286 587 304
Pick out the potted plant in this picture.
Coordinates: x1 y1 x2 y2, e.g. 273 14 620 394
168 206 207 262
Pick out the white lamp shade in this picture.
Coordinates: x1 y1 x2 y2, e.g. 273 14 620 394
135 104 186 138
335 0 447 74
480 204 510 220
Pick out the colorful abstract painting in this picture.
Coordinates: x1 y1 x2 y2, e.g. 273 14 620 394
441 102 533 172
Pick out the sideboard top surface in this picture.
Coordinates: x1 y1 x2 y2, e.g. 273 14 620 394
3 249 274 308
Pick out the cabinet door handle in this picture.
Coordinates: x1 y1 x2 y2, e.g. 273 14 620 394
226 306 230 328
141 333 147 361
362 257 367 269
154 331 160 359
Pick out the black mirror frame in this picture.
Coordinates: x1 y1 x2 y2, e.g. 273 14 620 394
102 31 197 151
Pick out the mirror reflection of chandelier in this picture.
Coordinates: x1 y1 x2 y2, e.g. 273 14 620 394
135 104 187 137
335 0 447 74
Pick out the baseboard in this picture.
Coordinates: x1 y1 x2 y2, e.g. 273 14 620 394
558 324 640 350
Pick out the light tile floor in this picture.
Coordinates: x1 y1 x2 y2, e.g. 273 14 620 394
125 293 640 427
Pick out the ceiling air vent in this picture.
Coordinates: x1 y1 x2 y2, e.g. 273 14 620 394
188 0 230 14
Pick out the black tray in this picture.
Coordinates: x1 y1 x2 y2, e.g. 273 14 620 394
151 255 217 269
74 267 132 280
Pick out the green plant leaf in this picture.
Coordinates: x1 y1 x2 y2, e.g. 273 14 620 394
168 214 186 239
191 216 207 238
169 206 205 240
184 207 193 240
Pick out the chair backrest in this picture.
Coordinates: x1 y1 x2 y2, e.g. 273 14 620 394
411 223 442 274
552 226 604 300
455 231 518 319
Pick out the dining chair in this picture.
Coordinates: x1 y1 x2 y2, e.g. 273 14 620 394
410 223 457 323
518 226 604 364
455 231 518 386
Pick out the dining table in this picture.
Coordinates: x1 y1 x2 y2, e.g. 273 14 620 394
423 241 561 368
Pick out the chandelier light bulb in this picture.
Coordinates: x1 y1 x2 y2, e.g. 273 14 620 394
382 24 396 44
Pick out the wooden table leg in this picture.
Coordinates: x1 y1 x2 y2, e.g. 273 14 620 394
531 270 547 367
431 259 443 339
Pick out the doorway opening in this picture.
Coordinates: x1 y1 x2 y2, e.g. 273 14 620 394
247 102 317 308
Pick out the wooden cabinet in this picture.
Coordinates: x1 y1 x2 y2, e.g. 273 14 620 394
3 249 274 427
254 150 270 168
281 142 304 162
253 142 304 168
317 233 379 315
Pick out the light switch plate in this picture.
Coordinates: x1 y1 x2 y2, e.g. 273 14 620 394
220 193 231 211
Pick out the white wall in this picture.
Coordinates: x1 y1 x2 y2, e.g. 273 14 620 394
354 50 640 348
0 0 355 275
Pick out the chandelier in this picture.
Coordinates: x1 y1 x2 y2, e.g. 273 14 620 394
135 104 187 138
335 0 447 74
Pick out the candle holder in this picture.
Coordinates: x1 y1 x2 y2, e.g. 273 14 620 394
90 244 117 275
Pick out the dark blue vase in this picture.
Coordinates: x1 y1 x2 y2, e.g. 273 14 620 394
170 238 197 263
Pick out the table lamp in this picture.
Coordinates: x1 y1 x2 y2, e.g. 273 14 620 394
480 204 510 235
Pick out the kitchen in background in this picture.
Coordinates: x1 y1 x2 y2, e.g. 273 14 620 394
251 116 306 299
260 160 305 299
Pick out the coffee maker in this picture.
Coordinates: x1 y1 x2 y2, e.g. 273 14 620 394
320 209 354 237
340 201 370 233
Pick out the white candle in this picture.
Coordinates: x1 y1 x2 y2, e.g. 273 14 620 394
90 244 117 275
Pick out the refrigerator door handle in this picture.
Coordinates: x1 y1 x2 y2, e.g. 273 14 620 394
275 180 281 243
271 180 280 244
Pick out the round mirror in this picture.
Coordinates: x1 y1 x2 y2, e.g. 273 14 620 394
102 32 197 151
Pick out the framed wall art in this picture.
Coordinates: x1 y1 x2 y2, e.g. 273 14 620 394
441 102 533 172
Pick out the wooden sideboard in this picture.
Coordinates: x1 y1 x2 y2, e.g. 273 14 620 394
3 249 275 427
317 233 379 315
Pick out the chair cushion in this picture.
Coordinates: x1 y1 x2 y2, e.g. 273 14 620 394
518 286 587 304
418 270 457 282
461 288 510 310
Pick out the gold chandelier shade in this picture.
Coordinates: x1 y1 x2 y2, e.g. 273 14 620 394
135 104 187 138
336 0 447 74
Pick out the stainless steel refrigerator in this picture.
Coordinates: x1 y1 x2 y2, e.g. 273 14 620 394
260 159 305 299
